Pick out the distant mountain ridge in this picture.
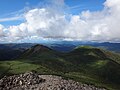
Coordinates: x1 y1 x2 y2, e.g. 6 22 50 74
0 42 120 60
21 44 53 57
0 43 35 60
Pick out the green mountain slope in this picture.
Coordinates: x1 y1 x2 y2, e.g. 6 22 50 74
0 44 120 90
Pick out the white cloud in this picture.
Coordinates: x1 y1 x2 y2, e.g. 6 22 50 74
0 0 120 43
0 24 5 36
0 16 22 22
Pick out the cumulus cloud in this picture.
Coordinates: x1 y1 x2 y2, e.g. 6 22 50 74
0 0 120 42
0 24 5 36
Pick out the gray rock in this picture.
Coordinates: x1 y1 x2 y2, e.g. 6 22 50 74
0 72 106 90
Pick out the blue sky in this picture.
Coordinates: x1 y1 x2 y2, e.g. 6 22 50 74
0 0 41 26
0 0 105 26
66 0 105 14
0 0 40 16
0 0 105 15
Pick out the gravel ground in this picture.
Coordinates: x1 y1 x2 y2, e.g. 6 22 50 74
0 72 106 90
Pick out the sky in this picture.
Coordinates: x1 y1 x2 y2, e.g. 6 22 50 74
0 0 120 43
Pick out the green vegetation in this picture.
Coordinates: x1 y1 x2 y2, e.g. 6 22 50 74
0 45 120 90
75 45 94 49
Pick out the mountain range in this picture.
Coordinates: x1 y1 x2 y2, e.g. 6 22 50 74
0 41 120 60
0 43 120 90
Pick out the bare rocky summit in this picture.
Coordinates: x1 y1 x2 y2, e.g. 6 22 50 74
0 72 106 90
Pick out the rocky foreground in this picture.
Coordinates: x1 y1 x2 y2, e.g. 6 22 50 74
0 72 106 90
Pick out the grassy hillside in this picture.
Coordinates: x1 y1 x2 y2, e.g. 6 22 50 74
0 45 120 90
